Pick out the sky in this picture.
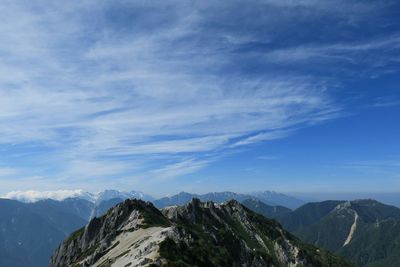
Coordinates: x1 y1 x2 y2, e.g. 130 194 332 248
0 0 399 197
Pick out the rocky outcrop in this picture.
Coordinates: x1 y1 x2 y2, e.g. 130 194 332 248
50 198 353 267
49 199 170 267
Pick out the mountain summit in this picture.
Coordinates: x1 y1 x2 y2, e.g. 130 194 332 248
50 199 352 267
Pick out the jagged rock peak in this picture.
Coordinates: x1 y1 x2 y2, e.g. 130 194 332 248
49 199 170 267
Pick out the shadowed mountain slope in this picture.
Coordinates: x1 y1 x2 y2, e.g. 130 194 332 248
278 199 400 267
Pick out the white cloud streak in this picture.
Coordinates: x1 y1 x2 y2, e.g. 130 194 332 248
230 130 291 148
151 159 213 180
1 189 90 203
263 34 400 66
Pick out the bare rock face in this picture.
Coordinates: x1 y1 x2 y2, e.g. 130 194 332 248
50 199 353 267
49 199 170 267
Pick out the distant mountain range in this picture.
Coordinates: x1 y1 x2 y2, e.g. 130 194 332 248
1 189 400 266
153 190 305 209
2 189 303 208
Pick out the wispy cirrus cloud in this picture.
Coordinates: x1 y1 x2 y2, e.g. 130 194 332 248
372 96 400 108
151 158 213 180
263 34 400 67
230 130 292 148
0 0 398 193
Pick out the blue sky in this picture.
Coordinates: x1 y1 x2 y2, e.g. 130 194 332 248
0 0 399 197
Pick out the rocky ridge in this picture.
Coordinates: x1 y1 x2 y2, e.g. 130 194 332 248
50 198 353 267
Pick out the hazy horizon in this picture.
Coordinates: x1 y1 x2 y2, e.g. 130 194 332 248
2 188 400 207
